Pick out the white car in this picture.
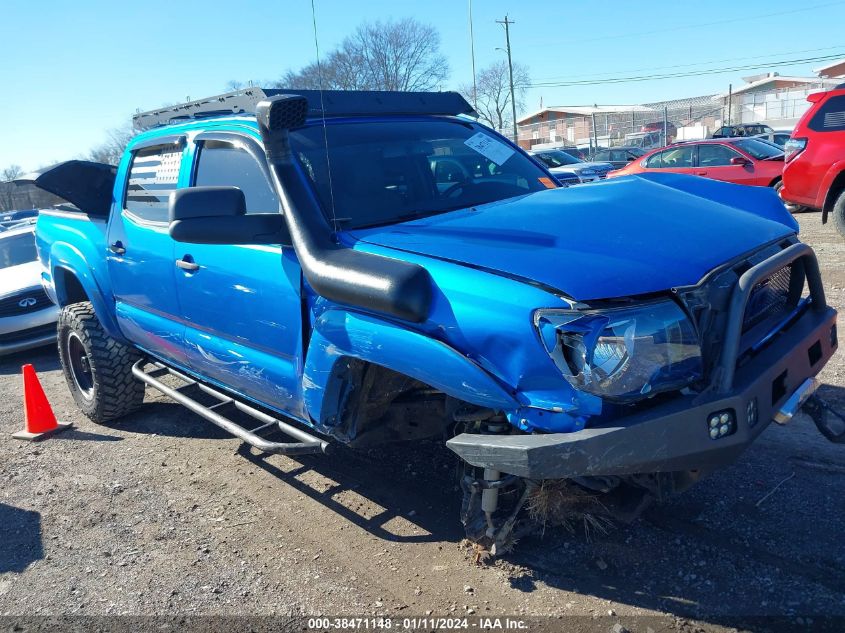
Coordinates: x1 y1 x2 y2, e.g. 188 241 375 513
528 149 615 185
0 222 59 354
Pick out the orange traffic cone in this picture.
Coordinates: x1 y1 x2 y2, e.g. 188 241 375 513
12 364 72 441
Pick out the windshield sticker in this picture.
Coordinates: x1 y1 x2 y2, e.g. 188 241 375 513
464 132 515 166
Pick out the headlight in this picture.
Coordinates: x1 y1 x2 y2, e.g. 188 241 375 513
534 300 702 403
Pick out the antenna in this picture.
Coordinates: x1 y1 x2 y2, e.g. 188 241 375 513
309 0 338 233
468 0 478 110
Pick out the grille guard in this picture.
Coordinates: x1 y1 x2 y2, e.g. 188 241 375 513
716 242 827 393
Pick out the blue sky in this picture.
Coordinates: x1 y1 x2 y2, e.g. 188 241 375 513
2 0 844 170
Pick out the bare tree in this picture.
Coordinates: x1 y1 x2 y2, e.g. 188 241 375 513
0 165 24 212
88 124 137 166
461 61 529 133
277 18 449 91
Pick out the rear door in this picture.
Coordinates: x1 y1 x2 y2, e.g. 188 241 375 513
642 145 696 175
174 132 305 418
107 138 187 366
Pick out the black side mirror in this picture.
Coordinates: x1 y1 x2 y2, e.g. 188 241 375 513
169 186 245 222
168 187 291 245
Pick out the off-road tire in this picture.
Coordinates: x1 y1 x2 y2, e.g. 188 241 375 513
832 188 845 238
57 302 145 423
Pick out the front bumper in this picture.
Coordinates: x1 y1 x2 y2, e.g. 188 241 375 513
448 244 839 479
0 306 59 356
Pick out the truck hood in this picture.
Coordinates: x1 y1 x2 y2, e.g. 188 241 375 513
349 172 798 301
0 261 42 297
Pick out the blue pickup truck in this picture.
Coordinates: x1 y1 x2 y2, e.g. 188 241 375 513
28 89 841 549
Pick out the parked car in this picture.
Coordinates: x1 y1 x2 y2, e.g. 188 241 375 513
624 130 666 150
711 123 774 138
0 209 38 229
781 83 845 236
529 149 615 183
608 138 785 191
591 146 647 169
27 89 840 548
753 131 792 148
0 223 59 355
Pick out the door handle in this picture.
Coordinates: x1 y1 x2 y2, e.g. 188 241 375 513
175 258 199 272
696 171 708 176
109 241 126 255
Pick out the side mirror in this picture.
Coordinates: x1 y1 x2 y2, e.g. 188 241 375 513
169 186 245 222
168 187 291 245
730 156 751 166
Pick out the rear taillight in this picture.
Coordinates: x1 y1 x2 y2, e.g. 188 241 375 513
784 138 807 162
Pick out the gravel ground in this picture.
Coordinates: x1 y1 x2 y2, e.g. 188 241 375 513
1 213 843 633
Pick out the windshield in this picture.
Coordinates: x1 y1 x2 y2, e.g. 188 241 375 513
292 120 552 229
533 150 583 167
733 138 784 160
0 231 37 269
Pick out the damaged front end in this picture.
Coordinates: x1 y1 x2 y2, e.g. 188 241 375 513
448 237 840 546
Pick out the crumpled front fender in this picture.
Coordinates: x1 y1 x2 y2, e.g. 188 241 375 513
302 309 520 427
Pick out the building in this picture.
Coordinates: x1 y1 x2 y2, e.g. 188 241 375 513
517 65 844 151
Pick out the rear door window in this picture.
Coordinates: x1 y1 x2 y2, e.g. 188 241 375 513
651 146 694 168
809 95 845 132
644 150 664 168
124 143 183 223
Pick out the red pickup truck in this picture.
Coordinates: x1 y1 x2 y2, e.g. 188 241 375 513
781 84 845 235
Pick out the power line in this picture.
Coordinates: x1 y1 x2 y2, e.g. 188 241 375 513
526 53 845 89
522 0 845 47
530 45 845 83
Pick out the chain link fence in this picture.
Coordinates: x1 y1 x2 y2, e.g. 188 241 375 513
516 82 835 154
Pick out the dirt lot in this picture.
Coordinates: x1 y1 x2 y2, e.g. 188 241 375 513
1 213 844 633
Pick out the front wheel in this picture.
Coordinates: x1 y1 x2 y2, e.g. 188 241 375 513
57 302 145 423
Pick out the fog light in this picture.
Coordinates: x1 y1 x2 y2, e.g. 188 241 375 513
747 398 758 427
707 409 736 439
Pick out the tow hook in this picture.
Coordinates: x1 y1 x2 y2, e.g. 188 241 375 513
803 394 845 444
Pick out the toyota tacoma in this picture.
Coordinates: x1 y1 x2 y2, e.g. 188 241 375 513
28 89 842 550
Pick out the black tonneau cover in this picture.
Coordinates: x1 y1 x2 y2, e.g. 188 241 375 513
15 160 116 217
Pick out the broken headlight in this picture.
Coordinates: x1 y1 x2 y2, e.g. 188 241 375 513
534 301 702 403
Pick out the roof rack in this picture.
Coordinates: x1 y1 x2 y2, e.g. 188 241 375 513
133 88 477 130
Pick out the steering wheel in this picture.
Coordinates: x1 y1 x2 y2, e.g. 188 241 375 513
441 181 470 198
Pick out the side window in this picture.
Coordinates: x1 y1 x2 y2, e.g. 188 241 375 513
610 150 627 161
593 150 610 161
194 140 279 214
644 151 664 168
809 95 845 132
659 146 694 168
124 143 183 223
698 143 741 167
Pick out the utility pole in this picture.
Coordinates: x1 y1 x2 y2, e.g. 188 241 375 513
727 83 733 126
496 15 518 144
468 0 478 111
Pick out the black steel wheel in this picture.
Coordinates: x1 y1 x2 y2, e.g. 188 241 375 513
57 302 145 423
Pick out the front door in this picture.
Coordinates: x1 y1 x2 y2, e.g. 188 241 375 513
695 143 757 186
174 133 305 419
107 139 187 367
